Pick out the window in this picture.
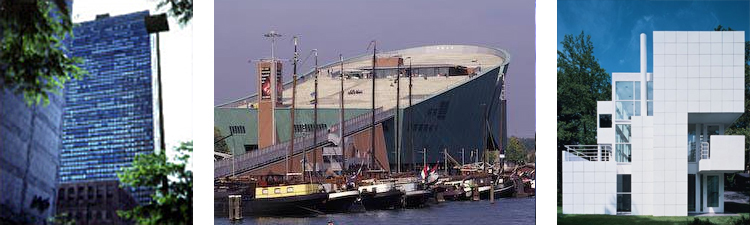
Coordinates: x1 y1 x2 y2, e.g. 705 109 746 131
287 187 294 193
599 114 612 128
617 175 631 212
615 81 641 120
274 188 281 194
262 189 268 195
229 126 245 134
616 125 631 162
707 175 719 207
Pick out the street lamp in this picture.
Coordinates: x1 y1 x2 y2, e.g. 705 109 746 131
144 13 169 152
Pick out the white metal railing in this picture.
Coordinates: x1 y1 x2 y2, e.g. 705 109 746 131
563 144 613 162
700 142 710 160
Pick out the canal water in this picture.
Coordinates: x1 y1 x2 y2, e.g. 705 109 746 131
215 196 535 225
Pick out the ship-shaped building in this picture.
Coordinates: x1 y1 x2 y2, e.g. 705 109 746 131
214 44 511 178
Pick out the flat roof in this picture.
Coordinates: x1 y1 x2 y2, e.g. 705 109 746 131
217 45 510 109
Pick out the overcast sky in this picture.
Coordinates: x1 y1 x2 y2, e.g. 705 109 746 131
73 0 193 151
214 0 536 138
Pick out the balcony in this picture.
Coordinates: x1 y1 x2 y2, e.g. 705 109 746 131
563 144 613 162
698 135 746 172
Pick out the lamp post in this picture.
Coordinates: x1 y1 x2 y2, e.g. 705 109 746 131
144 13 169 204
144 13 169 152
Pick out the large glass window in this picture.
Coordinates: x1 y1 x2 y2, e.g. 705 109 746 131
707 175 719 207
616 125 631 162
615 81 643 120
617 175 631 212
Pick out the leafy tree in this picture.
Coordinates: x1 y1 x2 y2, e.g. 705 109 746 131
506 136 527 164
156 0 192 26
557 31 612 189
214 127 230 154
118 141 193 225
715 25 750 173
0 0 86 106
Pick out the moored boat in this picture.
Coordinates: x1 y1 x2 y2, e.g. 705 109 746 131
245 183 328 216
358 182 404 210
395 180 431 208
319 190 361 213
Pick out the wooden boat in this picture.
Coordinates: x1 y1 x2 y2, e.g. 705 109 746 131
319 190 361 213
245 183 328 216
395 180 430 208
358 182 404 210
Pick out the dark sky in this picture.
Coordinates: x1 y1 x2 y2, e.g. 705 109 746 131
214 0 536 138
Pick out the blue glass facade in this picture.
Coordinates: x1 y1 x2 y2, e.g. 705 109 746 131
60 11 157 205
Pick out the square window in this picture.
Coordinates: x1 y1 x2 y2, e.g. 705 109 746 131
599 114 612 128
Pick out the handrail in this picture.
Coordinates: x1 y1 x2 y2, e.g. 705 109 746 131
700 142 709 160
215 107 396 178
562 144 612 162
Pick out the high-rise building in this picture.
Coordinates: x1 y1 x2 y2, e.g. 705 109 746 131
60 11 160 205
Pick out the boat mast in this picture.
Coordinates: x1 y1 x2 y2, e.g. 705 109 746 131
312 49 319 181
339 54 345 173
291 36 299 181
313 49 319 180
395 59 401 173
484 103 487 171
370 40 376 171
408 57 414 172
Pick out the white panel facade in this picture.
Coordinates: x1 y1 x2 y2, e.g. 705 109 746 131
562 161 617 215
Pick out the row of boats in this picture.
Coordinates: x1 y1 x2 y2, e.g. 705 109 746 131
215 166 535 218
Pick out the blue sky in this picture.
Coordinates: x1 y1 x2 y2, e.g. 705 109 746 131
558 0 750 73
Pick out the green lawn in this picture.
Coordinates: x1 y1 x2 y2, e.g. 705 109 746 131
557 206 750 225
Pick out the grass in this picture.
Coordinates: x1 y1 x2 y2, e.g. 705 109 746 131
557 206 750 225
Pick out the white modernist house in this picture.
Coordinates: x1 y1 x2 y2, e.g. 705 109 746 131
562 31 747 216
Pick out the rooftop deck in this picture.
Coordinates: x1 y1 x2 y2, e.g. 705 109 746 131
217 45 509 109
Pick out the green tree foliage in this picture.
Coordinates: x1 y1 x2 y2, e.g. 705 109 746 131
506 136 527 164
557 31 612 189
156 0 192 25
715 25 750 173
0 0 86 106
214 127 230 154
117 141 192 225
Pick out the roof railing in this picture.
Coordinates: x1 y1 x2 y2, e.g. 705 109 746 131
562 144 613 162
